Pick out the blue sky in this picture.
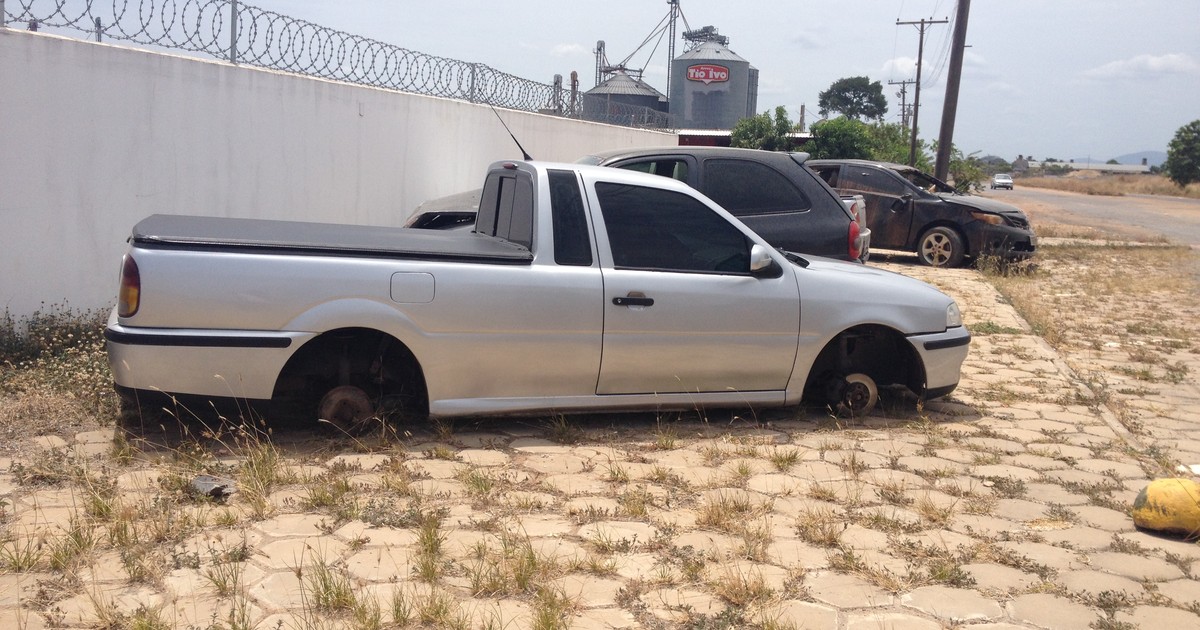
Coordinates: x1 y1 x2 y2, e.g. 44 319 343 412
253 0 1199 161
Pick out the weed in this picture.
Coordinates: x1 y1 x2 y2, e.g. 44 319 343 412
652 420 679 450
531 586 576 630
0 535 45 572
544 415 582 445
618 486 656 518
768 447 800 471
794 506 844 547
709 562 772 606
987 476 1028 499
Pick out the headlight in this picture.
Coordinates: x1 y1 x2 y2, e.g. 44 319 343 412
946 302 962 328
970 211 1006 226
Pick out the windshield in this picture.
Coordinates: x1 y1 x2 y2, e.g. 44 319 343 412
900 169 958 195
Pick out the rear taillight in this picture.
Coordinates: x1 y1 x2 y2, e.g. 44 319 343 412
848 218 862 261
118 255 140 317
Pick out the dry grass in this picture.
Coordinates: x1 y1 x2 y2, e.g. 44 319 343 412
1019 173 1200 199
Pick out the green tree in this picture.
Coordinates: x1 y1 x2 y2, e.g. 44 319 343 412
730 106 795 151
805 117 873 159
1164 119 1200 187
864 122 932 170
817 76 888 121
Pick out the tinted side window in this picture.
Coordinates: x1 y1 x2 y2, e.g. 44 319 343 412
595 182 749 274
476 172 534 249
703 159 811 216
841 167 908 196
548 170 592 266
813 165 840 187
615 159 689 182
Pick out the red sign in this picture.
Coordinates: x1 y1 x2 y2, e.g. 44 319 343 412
686 64 730 85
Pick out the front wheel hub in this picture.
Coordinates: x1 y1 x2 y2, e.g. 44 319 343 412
317 385 375 432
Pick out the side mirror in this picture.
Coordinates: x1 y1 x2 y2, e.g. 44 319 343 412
750 244 783 278
891 194 913 212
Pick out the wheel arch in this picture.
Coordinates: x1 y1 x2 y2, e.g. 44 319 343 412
270 326 429 421
800 323 927 404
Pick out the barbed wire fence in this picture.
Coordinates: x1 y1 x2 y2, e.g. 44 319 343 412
1 0 675 130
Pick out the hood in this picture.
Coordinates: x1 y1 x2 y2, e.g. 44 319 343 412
938 193 1026 217
793 255 957 335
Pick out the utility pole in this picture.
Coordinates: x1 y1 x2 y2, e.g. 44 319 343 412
935 0 971 181
889 79 914 128
897 16 948 167
799 104 806 133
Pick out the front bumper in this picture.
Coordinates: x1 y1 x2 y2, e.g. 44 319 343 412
967 223 1036 260
907 326 971 397
105 311 313 400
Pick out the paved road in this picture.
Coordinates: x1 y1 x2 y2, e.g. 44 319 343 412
981 186 1200 246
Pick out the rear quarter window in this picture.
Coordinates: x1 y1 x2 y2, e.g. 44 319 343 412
702 159 811 216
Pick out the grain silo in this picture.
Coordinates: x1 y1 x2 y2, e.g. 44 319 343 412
669 27 758 129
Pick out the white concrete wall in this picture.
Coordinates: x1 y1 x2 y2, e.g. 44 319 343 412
0 30 674 319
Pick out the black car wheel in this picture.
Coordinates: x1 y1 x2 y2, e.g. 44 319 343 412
918 226 966 267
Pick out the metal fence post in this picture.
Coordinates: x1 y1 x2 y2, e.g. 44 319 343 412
469 63 477 104
1 0 7 28
228 0 238 64
95 17 102 42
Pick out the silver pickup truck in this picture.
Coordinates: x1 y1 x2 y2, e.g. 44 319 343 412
105 161 969 426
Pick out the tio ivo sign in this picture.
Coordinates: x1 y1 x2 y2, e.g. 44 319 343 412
686 64 729 85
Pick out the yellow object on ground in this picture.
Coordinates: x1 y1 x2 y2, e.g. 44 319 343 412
1132 478 1200 538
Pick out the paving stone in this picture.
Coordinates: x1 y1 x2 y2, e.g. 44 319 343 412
995 540 1085 572
897 455 966 476
1005 453 1069 471
252 513 330 538
746 473 806 495
949 513 1020 539
513 514 574 538
641 587 723 623
1114 605 1200 628
972 463 1043 482
577 520 658 551
806 571 893 608
964 562 1041 591
1057 569 1144 598
257 537 348 571
846 611 943 630
0 608 47 629
839 523 891 550
554 574 625 608
30 435 68 450
1087 551 1185 581
1074 458 1147 480
766 539 831 570
772 600 839 628
1156 577 1200 605
901 585 1003 622
1007 593 1100 630
995 498 1057 522
1037 525 1121 550
1023 482 1090 505
571 607 638 629
325 452 394 471
541 473 610 496
1070 505 1135 532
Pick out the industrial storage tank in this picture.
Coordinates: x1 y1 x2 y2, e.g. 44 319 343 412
583 70 669 126
669 33 759 129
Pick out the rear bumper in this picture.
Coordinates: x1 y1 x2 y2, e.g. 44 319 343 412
907 326 971 396
105 311 312 400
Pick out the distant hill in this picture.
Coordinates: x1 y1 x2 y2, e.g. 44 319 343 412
1069 151 1166 167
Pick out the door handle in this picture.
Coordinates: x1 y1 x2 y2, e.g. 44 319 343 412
613 296 654 307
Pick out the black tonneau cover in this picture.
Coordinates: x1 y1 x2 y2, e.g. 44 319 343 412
131 214 533 264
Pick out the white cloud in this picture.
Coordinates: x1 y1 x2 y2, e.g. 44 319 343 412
881 56 917 79
550 43 590 58
1083 53 1200 80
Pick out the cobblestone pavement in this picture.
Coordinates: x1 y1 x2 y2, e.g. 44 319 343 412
2 259 1199 629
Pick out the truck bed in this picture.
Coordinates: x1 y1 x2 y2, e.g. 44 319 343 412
131 214 533 264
